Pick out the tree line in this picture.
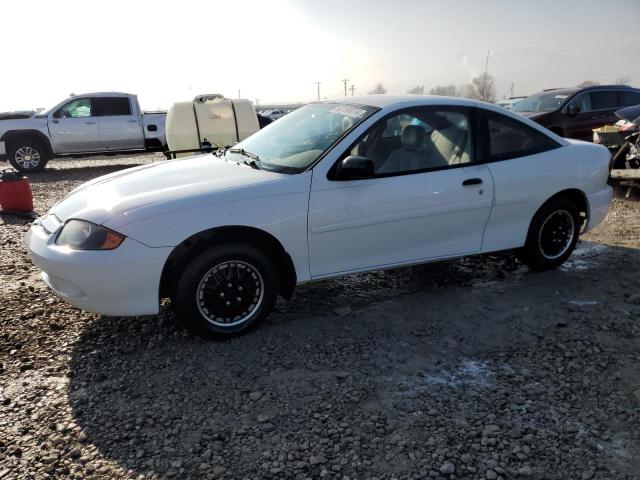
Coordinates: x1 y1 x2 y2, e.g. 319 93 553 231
366 75 632 102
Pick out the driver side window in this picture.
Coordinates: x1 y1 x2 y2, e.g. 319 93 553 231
567 93 592 113
57 98 93 118
349 108 472 176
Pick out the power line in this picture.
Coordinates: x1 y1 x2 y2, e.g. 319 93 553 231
341 78 349 97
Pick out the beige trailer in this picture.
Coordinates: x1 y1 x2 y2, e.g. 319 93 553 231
166 94 260 158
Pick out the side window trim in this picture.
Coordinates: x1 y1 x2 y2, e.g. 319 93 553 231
327 105 477 181
56 98 94 118
563 89 621 113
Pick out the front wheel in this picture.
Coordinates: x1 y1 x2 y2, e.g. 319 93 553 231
517 198 580 271
8 141 49 172
173 243 278 338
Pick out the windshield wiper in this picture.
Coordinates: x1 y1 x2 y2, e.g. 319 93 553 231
227 147 261 170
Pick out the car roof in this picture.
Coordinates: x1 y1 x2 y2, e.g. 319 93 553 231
321 94 477 109
535 85 639 97
70 92 135 98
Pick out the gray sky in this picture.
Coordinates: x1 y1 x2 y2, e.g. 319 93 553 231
2 0 639 111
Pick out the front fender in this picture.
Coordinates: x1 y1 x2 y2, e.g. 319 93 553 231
103 171 313 282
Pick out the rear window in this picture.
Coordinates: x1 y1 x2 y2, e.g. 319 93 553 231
590 91 618 110
94 97 132 116
620 91 640 107
481 111 560 161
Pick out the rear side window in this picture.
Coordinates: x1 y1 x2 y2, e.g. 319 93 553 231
590 91 618 110
480 111 560 161
94 97 132 116
620 91 640 107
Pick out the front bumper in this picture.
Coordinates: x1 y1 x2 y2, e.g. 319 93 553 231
24 220 173 316
585 185 613 233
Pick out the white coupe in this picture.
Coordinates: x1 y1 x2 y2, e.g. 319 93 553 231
25 95 613 337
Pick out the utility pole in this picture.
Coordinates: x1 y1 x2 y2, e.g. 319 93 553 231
509 83 514 98
238 89 241 99
349 84 356 96
482 50 492 101
314 81 321 101
341 78 349 97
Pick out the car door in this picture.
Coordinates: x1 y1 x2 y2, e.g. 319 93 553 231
476 109 569 252
94 97 144 150
49 97 101 152
564 91 619 140
307 106 494 278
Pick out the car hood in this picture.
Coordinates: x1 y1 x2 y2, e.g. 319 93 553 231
49 155 288 225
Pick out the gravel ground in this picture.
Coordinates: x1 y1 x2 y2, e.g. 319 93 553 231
1 154 640 480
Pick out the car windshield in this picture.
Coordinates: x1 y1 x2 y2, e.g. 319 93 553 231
226 102 378 173
513 91 573 113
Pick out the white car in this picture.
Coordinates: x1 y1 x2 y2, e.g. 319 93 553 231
25 95 613 337
495 96 527 110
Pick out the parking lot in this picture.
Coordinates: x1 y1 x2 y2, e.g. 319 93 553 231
1 155 640 479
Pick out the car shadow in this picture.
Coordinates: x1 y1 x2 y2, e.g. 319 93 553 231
66 242 640 478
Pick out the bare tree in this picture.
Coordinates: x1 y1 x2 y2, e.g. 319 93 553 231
471 73 496 102
368 83 387 94
457 84 475 99
428 85 457 96
577 80 599 88
615 76 631 86
406 85 425 95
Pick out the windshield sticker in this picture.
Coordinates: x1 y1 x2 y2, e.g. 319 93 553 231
554 95 568 99
329 105 368 118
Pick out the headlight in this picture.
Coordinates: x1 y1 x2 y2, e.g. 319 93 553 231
55 219 125 250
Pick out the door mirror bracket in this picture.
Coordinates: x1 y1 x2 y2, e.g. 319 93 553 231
567 104 580 116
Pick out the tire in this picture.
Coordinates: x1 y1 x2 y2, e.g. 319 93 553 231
173 243 278 338
8 140 49 172
517 198 580 271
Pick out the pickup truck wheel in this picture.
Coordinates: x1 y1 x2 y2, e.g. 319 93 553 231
8 141 49 172
517 198 579 271
173 243 278 338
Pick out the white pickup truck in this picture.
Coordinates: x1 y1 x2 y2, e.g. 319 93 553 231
0 92 167 172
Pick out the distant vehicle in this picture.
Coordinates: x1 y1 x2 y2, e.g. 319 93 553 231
0 92 167 172
268 109 288 120
603 104 640 187
495 96 526 110
512 85 640 141
256 113 273 129
25 95 612 338
166 94 260 158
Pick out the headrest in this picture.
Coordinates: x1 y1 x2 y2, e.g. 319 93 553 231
402 125 426 150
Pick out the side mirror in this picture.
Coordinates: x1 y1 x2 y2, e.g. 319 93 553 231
337 155 374 180
53 110 62 119
567 104 580 115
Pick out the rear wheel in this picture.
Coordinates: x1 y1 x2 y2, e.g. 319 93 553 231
8 140 49 172
517 198 580 271
173 243 278 338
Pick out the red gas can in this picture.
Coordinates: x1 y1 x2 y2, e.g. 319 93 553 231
0 171 34 212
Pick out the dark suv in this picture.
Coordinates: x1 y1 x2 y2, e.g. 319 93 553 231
512 85 640 141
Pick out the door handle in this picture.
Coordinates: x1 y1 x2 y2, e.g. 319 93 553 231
127 119 138 123
85 120 96 125
462 178 483 186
